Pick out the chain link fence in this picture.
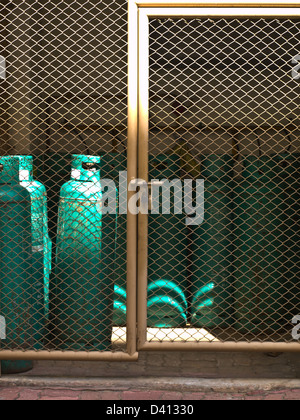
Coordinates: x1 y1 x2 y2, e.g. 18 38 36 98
0 1 299 360
146 16 299 344
0 0 128 356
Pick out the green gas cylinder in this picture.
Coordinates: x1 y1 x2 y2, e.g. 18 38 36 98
100 154 127 327
14 156 51 345
190 155 234 328
54 154 114 350
0 157 33 373
273 153 299 317
147 154 188 328
234 156 287 332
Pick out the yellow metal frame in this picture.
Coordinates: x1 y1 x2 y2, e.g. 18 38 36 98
1 1 300 364
135 1 300 6
129 0 300 352
0 1 140 364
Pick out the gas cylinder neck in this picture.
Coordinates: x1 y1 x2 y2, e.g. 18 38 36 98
0 157 20 184
16 156 34 182
70 155 101 183
5 155 34 182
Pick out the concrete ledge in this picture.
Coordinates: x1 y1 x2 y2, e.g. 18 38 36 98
1 376 300 393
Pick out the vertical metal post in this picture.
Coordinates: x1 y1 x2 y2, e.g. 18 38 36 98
127 0 139 356
137 9 149 350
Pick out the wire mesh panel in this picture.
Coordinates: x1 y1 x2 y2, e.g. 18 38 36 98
146 16 300 344
0 0 129 359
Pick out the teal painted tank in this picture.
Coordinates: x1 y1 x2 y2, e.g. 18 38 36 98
0 157 33 373
1 360 33 374
54 154 114 350
190 155 234 328
233 156 287 332
15 156 51 347
100 154 127 327
273 153 300 317
147 154 188 328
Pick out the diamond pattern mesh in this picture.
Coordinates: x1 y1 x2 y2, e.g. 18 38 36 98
147 17 299 343
0 0 128 353
0 2 299 355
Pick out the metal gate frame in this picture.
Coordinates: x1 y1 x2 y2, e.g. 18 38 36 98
0 1 139 364
0 1 300 365
129 0 300 353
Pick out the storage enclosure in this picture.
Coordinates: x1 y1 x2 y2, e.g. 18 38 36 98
0 1 299 363
137 8 299 350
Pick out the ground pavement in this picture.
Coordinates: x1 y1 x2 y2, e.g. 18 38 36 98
0 377 299 400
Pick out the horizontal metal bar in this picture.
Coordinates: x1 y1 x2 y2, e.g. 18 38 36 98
140 342 300 353
135 1 300 8
0 351 139 362
142 7 300 18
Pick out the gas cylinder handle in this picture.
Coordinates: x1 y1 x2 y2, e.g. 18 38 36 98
82 162 100 171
